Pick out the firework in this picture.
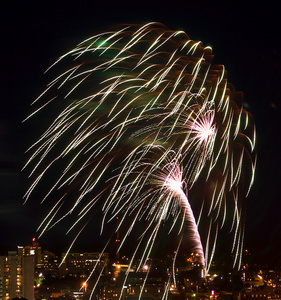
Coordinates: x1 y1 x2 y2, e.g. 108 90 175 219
24 22 256 297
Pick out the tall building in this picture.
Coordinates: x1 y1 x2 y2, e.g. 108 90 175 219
0 251 34 300
17 238 42 265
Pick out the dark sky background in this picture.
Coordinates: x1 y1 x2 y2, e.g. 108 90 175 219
1 1 281 267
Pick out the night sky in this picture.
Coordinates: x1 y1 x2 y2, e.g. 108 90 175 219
1 1 281 266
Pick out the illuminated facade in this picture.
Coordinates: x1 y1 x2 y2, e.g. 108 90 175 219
59 252 109 278
0 251 34 300
36 250 59 277
17 238 42 265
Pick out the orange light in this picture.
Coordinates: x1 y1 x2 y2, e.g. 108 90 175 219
82 282 87 292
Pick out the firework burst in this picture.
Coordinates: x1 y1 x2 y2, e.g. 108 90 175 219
24 22 256 298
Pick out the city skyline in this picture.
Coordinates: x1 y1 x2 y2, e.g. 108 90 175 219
1 1 281 269
4 238 278 300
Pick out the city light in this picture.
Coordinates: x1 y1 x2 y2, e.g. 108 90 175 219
82 282 87 292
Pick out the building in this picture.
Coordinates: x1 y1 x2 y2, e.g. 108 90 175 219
35 250 59 277
17 238 42 265
59 252 109 278
0 251 34 300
